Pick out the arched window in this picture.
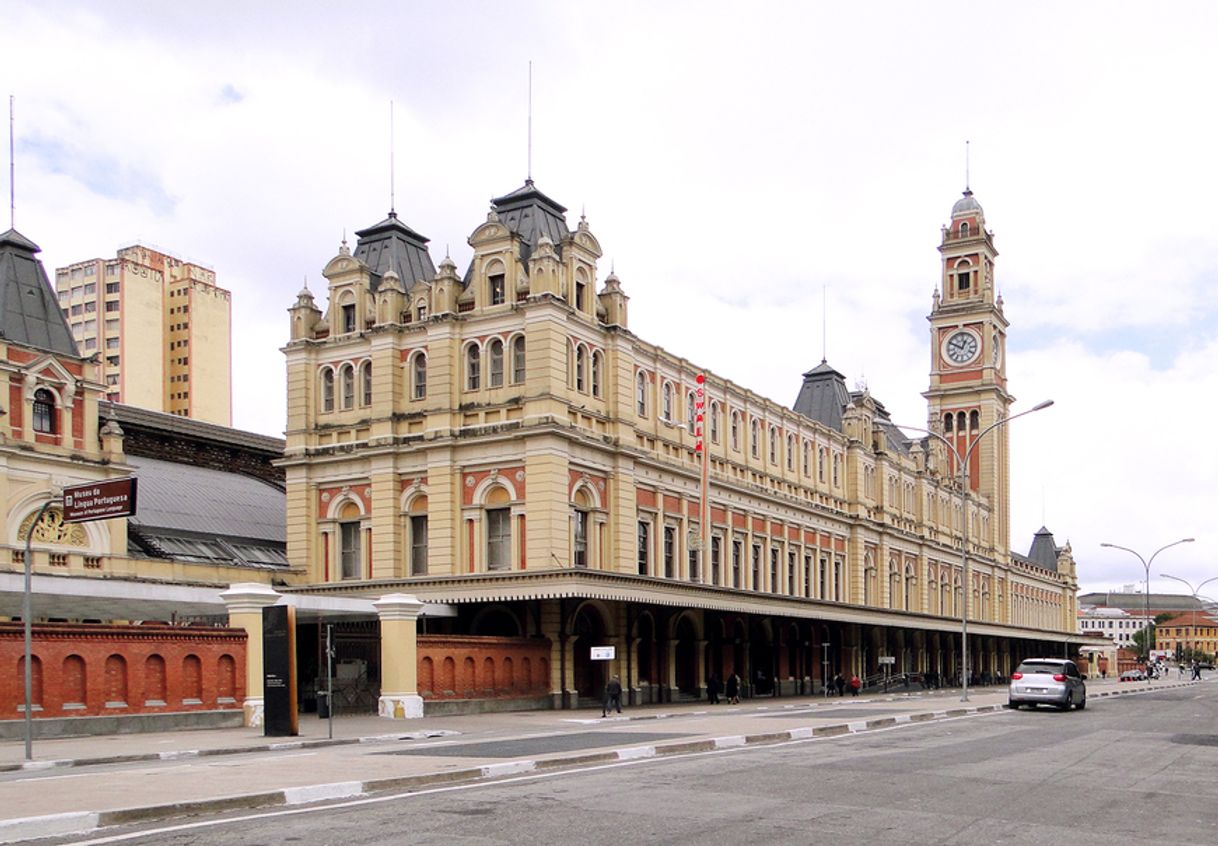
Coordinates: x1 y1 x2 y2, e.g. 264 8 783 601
960 221 970 238
412 353 427 400
832 453 840 487
636 372 648 416
956 411 967 433
686 390 696 431
466 345 481 390
956 259 972 292
943 412 953 433
488 339 504 388
574 345 586 392
321 369 334 412
969 410 980 430
32 388 55 434
802 440 811 476
768 426 777 463
512 336 526 384
818 447 827 483
415 298 428 322
730 411 740 451
750 419 759 458
786 434 795 471
489 273 506 306
340 364 354 410
710 402 721 444
662 382 673 421
590 351 602 397
360 361 372 407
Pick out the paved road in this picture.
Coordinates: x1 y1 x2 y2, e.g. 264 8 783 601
21 682 1218 845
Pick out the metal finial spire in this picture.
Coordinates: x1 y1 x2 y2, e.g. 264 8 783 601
821 284 828 363
527 61 533 182
965 140 971 193
389 100 395 214
9 95 14 230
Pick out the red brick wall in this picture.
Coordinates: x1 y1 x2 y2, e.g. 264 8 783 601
0 622 246 719
418 635 550 701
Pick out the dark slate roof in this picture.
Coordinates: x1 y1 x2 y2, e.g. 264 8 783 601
866 397 915 456
792 360 851 431
0 228 80 357
489 179 570 264
352 211 436 293
1078 592 1206 612
1024 526 1060 572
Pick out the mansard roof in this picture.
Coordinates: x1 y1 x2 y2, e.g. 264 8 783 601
1022 526 1060 572
0 228 80 357
489 178 570 264
352 211 436 293
792 359 851 431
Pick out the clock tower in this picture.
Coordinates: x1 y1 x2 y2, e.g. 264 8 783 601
924 189 1013 557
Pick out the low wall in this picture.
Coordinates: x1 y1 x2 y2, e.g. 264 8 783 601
418 635 550 701
0 622 246 720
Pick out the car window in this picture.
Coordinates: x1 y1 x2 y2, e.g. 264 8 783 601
1015 662 1061 675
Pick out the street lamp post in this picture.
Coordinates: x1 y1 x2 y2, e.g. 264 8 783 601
1099 538 1194 685
1159 573 1218 667
898 399 1054 702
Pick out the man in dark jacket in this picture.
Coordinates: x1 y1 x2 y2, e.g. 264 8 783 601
603 675 623 717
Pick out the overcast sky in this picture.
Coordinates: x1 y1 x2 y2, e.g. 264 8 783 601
4 2 1215 597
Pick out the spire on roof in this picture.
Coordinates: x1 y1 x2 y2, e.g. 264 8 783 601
0 228 80 357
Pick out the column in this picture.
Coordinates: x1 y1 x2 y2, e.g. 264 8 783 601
374 593 425 719
220 582 281 728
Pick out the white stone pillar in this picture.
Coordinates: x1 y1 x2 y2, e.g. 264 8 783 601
374 593 425 719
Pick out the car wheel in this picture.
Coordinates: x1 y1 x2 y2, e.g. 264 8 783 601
1008 700 1020 710
1076 695 1086 710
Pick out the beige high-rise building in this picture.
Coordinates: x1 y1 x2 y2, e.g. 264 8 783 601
54 244 232 425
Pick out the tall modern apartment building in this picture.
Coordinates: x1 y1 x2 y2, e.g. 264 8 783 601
54 244 232 425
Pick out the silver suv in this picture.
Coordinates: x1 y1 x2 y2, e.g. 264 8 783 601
1009 658 1087 710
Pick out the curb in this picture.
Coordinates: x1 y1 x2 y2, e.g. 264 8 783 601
0 703 1003 844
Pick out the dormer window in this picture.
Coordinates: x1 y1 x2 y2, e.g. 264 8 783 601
341 302 356 333
489 274 506 306
32 388 56 434
575 279 586 312
415 301 427 321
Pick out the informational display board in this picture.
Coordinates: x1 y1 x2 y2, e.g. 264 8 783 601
590 646 616 661
262 605 298 737
62 477 137 523
878 656 896 665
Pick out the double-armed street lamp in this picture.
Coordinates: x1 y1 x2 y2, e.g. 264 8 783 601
898 399 1054 702
1099 538 1194 684
1159 572 1217 665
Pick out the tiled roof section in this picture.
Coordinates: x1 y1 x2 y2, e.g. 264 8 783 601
101 401 284 456
353 211 436 293
1078 592 1207 612
792 360 851 432
1025 526 1060 572
0 228 80 357
489 179 570 264
128 453 286 544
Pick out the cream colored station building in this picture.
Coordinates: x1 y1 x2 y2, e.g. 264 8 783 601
280 180 1084 710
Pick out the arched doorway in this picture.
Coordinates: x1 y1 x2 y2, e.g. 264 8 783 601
749 619 775 696
571 604 608 702
674 615 698 696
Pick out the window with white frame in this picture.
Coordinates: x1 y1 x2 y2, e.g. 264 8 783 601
412 353 427 399
467 345 481 390
488 339 504 388
512 336 526 384
486 508 511 570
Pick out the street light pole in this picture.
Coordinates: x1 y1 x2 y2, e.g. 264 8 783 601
1159 573 1218 667
1099 538 1194 686
898 399 1054 701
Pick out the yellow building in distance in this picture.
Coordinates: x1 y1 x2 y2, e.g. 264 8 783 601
55 244 231 426
280 181 1085 710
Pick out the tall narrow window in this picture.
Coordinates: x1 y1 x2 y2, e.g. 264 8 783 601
341 302 356 334
834 558 843 602
467 346 481 390
751 419 760 458
340 365 354 409
787 434 795 471
575 346 586 392
751 544 762 590
688 542 700 583
804 554 812 598
711 536 721 586
769 426 777 464
573 510 589 568
410 515 428 575
732 539 742 588
489 274 506 306
710 402 720 444
686 391 696 431
731 412 740 451
360 361 372 406
321 370 334 411
32 388 55 434
788 550 796 595
512 337 526 384
412 354 427 399
636 372 647 416
770 547 779 594
663 526 675 578
575 279 586 311
486 508 511 570
637 521 650 575
488 339 504 388
590 351 602 397
662 382 673 421
802 441 811 475
340 522 361 580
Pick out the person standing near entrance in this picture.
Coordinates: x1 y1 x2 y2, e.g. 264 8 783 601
849 674 861 696
726 671 740 704
706 674 721 704
602 675 623 717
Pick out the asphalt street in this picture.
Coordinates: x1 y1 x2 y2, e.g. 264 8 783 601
21 682 1218 846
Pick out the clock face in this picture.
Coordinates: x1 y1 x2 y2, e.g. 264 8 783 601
945 330 980 365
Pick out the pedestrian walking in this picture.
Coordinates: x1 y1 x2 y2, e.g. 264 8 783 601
726 672 740 704
707 674 721 704
849 674 861 696
833 672 845 697
602 675 622 717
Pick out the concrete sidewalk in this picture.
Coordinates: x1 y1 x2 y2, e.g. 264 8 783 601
0 677 1200 844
